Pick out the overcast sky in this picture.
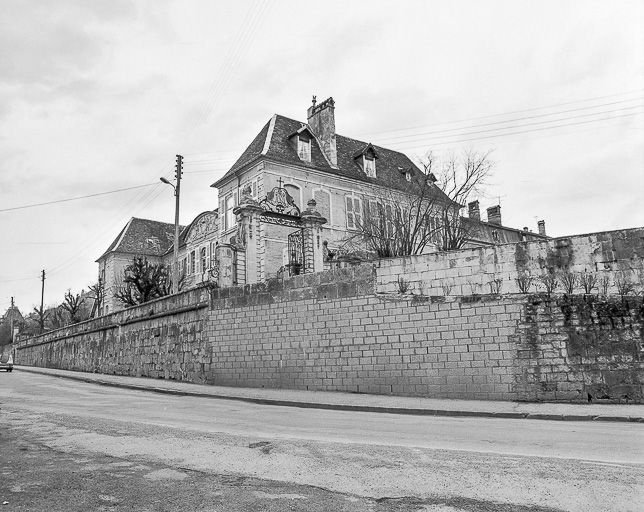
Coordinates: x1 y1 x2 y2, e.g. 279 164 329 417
1 0 642 313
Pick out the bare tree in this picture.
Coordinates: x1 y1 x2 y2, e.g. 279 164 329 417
114 257 171 307
434 149 493 251
61 289 86 324
342 149 493 258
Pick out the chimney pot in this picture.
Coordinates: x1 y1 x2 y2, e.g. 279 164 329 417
307 96 337 168
468 200 481 221
486 205 502 225
537 219 546 236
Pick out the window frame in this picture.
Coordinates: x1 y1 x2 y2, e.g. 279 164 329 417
363 155 376 178
345 195 363 230
224 194 235 231
200 246 207 273
297 135 311 162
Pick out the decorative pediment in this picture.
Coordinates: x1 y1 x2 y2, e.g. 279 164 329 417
258 187 301 217
186 212 218 244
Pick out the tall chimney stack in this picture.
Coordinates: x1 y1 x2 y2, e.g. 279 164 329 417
537 219 546 236
486 205 502 225
468 200 481 221
307 96 337 168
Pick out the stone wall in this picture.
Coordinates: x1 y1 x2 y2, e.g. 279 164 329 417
17 286 211 380
16 262 643 402
376 228 644 296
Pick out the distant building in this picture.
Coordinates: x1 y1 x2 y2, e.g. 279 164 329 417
96 217 182 315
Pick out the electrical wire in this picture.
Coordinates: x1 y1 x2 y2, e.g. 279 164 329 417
374 104 643 147
388 111 643 151
0 183 158 213
368 97 644 143
356 88 644 138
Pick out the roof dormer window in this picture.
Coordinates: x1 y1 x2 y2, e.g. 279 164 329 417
364 155 376 178
297 134 311 163
354 143 379 178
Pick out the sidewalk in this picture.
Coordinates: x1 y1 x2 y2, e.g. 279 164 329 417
16 365 644 423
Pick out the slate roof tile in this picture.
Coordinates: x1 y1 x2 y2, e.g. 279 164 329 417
97 218 184 261
212 114 452 203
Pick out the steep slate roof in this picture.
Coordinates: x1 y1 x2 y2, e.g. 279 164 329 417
97 217 184 261
212 115 453 203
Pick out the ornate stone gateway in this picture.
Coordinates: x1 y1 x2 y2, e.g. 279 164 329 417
287 228 305 275
233 185 327 284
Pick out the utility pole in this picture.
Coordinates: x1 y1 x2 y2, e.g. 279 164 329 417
160 155 182 294
173 155 182 294
10 296 14 344
39 269 45 334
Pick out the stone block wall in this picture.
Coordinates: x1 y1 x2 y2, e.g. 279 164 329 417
376 228 644 296
16 263 644 402
17 286 211 381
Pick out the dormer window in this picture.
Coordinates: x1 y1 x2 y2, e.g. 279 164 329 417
364 155 376 178
297 134 311 162
354 143 379 178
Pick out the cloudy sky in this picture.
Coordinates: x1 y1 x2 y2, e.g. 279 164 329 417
1 0 642 313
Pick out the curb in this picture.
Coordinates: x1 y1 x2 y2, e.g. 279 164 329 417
16 367 644 423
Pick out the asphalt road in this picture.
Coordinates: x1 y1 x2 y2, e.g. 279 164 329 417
1 370 642 511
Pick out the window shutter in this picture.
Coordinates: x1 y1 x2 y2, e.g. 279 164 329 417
346 196 355 229
353 198 362 228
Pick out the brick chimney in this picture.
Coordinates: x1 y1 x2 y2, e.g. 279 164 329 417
307 96 337 168
537 219 546 236
468 200 481 221
486 205 502 225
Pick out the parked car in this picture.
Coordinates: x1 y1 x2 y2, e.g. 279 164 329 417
0 353 13 372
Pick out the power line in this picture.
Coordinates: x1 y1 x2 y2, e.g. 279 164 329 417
357 88 644 138
388 111 643 151
374 104 643 147
0 183 158 213
369 97 644 143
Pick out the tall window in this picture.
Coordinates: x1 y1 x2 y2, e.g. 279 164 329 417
210 242 217 266
384 204 394 238
364 155 376 178
345 195 363 230
190 251 196 274
368 200 382 234
224 195 235 230
297 135 311 162
200 247 207 273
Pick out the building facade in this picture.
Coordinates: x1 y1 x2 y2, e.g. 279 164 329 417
99 97 548 311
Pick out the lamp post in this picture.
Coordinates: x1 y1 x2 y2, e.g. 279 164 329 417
160 154 183 294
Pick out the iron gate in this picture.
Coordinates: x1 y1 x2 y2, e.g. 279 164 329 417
287 228 304 276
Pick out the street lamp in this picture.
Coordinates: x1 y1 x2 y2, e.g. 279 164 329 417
160 155 183 294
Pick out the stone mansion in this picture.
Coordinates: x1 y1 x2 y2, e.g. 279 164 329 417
97 97 547 314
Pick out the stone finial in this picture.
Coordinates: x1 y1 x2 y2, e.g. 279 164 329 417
537 220 546 236
312 95 317 107
306 198 317 212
